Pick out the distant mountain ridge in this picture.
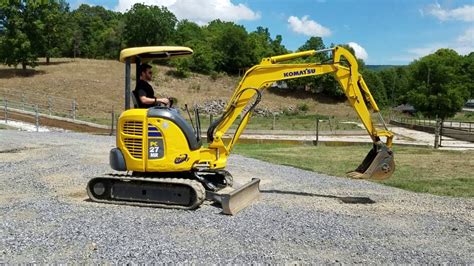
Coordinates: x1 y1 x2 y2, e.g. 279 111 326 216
366 65 404 71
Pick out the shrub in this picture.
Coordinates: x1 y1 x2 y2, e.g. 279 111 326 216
297 103 309 112
282 106 299 116
209 71 225 81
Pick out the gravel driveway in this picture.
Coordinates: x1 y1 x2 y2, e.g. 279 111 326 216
0 130 472 263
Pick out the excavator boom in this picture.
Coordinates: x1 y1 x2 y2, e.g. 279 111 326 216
207 46 395 180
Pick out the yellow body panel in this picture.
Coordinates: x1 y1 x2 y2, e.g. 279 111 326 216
145 117 200 172
117 109 147 171
117 109 205 173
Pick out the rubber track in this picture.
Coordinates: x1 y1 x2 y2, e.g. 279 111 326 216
87 173 206 210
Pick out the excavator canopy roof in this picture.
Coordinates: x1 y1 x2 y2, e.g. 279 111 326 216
119 46 193 63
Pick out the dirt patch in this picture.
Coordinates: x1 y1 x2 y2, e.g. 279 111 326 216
41 173 89 204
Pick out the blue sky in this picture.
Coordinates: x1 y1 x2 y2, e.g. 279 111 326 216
69 0 474 65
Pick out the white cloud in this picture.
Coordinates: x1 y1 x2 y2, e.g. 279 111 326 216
392 27 474 63
287 15 331 37
454 26 474 55
407 43 446 58
115 0 260 25
424 3 474 22
457 26 474 45
347 42 368 61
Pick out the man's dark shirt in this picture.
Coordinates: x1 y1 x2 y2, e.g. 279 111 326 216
133 79 155 108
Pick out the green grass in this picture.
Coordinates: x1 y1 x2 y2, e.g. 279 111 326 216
233 143 474 197
452 111 474 122
189 114 360 131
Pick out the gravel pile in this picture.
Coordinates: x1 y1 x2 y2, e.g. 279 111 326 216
0 130 472 263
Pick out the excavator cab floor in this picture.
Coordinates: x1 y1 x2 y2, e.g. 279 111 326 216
347 143 395 180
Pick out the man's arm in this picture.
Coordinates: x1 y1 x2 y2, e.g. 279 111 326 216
139 96 170 105
137 88 170 105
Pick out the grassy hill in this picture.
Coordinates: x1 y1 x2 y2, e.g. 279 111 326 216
0 58 358 121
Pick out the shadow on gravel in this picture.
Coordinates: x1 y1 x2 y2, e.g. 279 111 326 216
261 189 375 204
0 147 37 153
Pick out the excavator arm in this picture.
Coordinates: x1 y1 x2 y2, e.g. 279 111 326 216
207 46 395 180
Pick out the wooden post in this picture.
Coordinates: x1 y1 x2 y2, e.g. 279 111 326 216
116 112 119 133
4 98 7 123
439 118 443 147
72 99 76 120
110 108 115 136
272 113 276 130
434 118 440 149
125 58 131 110
35 104 39 132
48 97 52 116
315 118 319 146
21 93 25 110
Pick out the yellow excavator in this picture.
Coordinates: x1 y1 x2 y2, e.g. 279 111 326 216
87 46 395 215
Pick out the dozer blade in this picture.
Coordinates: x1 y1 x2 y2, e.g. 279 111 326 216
206 178 260 215
347 143 395 180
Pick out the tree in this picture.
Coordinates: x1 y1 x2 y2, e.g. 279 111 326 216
298 37 324 52
407 49 470 119
248 27 274 61
270 35 288 55
68 4 123 58
461 52 474 98
361 69 388 106
0 1 42 71
174 20 202 46
124 3 177 47
377 67 409 107
35 0 69 64
206 20 253 73
187 41 215 74
286 38 346 97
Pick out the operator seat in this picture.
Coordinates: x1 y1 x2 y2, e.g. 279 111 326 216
131 91 139 108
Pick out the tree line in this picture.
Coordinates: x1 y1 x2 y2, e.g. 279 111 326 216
1 1 472 118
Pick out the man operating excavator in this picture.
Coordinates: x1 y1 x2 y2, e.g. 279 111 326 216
133 63 170 108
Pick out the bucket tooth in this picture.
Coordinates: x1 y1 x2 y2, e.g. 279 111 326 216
206 178 260 215
347 143 395 180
